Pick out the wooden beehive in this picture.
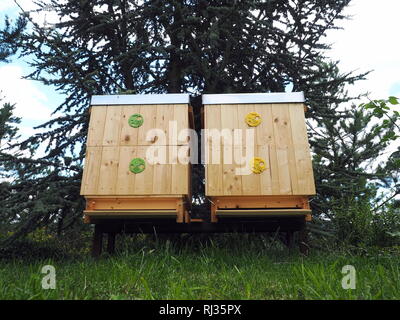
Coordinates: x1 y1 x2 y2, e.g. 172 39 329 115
80 94 192 223
202 92 315 222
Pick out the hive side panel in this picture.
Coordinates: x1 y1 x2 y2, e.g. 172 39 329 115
289 104 316 195
97 146 120 195
87 107 107 146
80 146 102 195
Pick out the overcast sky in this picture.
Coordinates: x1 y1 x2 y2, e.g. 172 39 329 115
0 0 399 139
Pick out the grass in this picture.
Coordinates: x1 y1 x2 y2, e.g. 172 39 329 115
0 233 399 300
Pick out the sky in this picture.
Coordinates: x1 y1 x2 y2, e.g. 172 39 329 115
0 0 399 141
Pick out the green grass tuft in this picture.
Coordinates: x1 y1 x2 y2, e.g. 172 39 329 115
0 234 399 300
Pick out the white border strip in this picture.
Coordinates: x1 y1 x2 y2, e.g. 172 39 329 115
91 94 190 105
202 92 305 104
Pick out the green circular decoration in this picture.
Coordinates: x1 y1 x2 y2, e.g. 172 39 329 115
128 113 144 128
129 158 146 174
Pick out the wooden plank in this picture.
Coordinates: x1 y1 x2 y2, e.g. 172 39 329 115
120 105 140 146
102 106 122 146
289 103 316 195
174 104 190 145
84 210 177 219
241 145 261 195
211 195 309 209
222 145 242 195
280 104 300 194
275 146 291 195
206 143 223 196
152 145 172 194
236 104 256 147
220 104 238 146
171 145 190 195
87 107 107 146
155 104 174 145
204 104 222 148
219 104 241 195
115 146 137 195
138 105 157 145
85 210 177 215
271 104 295 194
216 208 311 216
97 146 120 195
259 144 273 195
80 146 102 195
133 146 154 194
205 105 223 196
85 197 183 210
255 104 274 145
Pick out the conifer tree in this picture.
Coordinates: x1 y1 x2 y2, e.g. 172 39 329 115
2 0 396 244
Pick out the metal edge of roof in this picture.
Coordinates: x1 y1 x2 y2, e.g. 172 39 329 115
91 94 190 105
202 92 305 104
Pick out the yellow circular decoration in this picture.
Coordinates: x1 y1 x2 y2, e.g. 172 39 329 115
251 157 267 174
245 112 262 127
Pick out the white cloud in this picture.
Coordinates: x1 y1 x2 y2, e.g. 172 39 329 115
0 65 52 122
326 0 400 99
0 1 13 11
0 0 38 12
1 0 62 28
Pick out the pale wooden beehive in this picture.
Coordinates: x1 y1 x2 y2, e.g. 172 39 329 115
203 92 316 197
80 94 191 197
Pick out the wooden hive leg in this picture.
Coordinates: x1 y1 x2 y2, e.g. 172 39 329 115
286 231 295 249
210 200 218 223
92 225 103 258
176 199 184 223
298 228 310 256
107 233 116 254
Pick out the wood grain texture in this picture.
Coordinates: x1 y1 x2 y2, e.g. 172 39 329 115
204 102 315 196
102 106 122 146
80 146 102 194
87 107 107 146
97 146 120 195
120 105 140 146
81 103 190 196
